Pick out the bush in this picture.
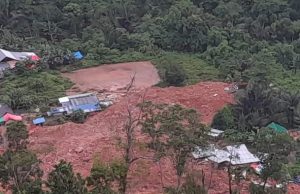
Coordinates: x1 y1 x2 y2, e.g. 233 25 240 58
211 106 235 130
46 160 88 194
163 63 187 86
69 110 87 124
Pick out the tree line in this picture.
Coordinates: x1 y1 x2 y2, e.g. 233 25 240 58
0 0 300 86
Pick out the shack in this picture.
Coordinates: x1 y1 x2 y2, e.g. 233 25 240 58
0 48 39 77
48 93 101 116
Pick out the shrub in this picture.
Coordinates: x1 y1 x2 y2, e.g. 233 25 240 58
211 106 235 130
46 160 88 194
163 63 187 86
6 121 29 150
69 110 87 124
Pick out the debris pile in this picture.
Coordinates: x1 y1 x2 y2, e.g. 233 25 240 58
29 82 234 193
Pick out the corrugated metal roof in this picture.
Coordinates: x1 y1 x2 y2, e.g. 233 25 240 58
73 103 101 113
193 144 260 165
0 49 38 62
59 93 99 107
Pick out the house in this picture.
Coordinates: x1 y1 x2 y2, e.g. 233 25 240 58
48 93 101 116
0 48 40 77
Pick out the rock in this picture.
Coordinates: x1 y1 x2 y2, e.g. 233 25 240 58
75 147 84 153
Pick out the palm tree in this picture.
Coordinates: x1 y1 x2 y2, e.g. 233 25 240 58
277 91 300 129
233 79 277 131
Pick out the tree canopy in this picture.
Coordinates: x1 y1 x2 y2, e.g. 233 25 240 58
0 0 300 90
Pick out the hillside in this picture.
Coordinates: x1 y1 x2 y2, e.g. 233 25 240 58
1 1 300 194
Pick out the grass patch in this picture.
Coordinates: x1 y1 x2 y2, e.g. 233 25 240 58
72 51 221 86
271 71 300 92
0 71 73 111
152 52 221 85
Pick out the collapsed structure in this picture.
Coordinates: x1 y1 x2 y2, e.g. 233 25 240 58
193 144 260 165
0 48 39 77
48 93 101 116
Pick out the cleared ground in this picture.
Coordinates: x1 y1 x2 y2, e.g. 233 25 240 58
63 61 160 94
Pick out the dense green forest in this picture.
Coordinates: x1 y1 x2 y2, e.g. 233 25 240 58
1 0 300 90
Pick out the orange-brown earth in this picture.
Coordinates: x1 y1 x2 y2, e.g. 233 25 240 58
29 81 239 194
63 61 160 96
26 62 300 193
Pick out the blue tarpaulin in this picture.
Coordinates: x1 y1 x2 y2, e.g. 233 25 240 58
73 51 84 60
33 117 46 125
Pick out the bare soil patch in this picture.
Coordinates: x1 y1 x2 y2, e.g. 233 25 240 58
63 61 160 97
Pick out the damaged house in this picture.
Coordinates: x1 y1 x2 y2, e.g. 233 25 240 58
0 48 40 77
48 93 101 116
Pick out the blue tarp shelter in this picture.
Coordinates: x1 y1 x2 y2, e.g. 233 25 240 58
33 117 46 125
73 51 84 60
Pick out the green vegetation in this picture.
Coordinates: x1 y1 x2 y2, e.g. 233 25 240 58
211 106 235 131
0 121 44 194
1 0 300 193
69 110 87 124
1 0 300 90
213 80 300 132
153 53 220 85
46 160 88 194
0 71 72 111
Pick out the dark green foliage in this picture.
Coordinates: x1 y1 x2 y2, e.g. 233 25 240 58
69 110 87 124
46 160 88 194
0 0 300 91
87 160 128 194
0 122 43 194
162 63 187 86
1 150 44 194
153 53 220 85
0 71 73 111
223 79 300 132
211 106 235 130
6 121 29 150
252 128 295 192
288 160 300 178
